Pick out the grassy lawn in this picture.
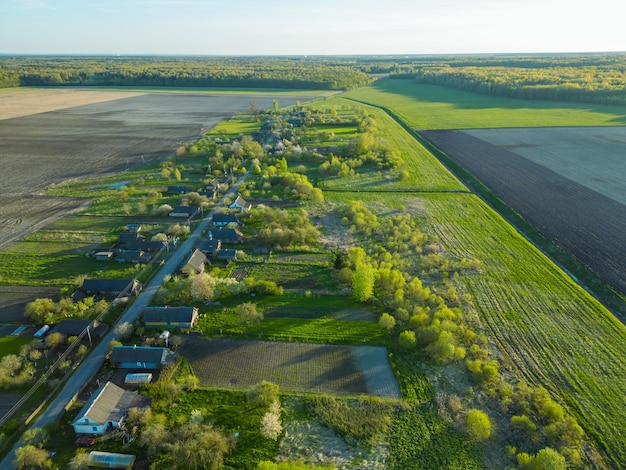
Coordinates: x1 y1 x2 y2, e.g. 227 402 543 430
0 337 33 356
345 79 626 129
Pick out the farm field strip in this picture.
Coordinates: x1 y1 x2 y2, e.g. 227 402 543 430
0 88 145 120
422 193 626 465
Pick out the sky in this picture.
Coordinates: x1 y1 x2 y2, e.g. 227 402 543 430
1 0 625 55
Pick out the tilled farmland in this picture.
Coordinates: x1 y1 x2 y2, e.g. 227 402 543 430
419 129 626 296
0 89 311 245
180 337 401 398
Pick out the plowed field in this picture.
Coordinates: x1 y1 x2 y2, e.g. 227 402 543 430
0 89 312 248
180 337 400 398
419 129 626 296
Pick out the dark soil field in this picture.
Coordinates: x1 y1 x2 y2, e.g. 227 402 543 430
180 337 400 397
0 90 312 245
419 129 626 296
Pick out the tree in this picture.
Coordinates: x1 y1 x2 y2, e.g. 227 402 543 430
44 332 64 349
352 263 375 302
191 272 214 301
237 302 263 325
20 427 49 448
14 445 50 469
139 423 170 456
379 313 396 332
115 321 134 340
398 330 417 349
248 381 280 408
68 451 90 470
164 422 235 470
465 409 491 441
260 400 283 440
517 447 567 470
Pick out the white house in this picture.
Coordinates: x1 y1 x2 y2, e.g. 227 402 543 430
228 195 252 212
72 381 150 435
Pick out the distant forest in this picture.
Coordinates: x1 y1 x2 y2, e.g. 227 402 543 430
0 56 373 90
2 54 626 104
387 54 626 105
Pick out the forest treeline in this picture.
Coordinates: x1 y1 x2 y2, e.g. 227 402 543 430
0 56 372 90
386 54 626 105
2 54 626 104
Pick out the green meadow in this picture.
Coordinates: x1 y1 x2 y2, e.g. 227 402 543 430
344 79 626 129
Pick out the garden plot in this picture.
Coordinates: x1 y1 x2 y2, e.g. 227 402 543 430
180 337 400 398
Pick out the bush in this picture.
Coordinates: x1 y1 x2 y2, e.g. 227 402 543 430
398 330 417 349
248 381 280 408
465 409 491 441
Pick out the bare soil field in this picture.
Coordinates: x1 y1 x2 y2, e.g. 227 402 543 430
0 89 312 248
465 127 626 205
180 337 400 397
0 88 145 120
419 129 626 295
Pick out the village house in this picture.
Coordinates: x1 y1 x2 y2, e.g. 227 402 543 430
71 381 150 436
228 195 252 212
109 345 177 369
76 279 142 299
180 249 207 275
166 185 188 195
211 213 241 227
169 205 201 219
115 250 152 264
142 306 199 329
206 227 244 244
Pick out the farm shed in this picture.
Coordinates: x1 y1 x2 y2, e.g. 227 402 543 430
109 345 176 369
87 451 136 469
78 279 142 298
71 381 150 435
181 249 207 275
94 251 113 261
229 195 252 212
115 250 151 264
120 240 166 252
212 213 241 227
198 189 216 199
166 185 187 195
118 231 143 244
169 205 201 218
142 306 199 329
215 249 237 263
125 373 153 385
206 227 243 244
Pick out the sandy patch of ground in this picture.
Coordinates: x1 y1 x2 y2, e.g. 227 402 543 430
0 88 145 120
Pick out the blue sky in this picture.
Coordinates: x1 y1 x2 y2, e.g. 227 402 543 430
1 0 625 55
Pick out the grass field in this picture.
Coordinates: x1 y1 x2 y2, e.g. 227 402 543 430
337 87 626 467
344 79 626 129
0 337 33 356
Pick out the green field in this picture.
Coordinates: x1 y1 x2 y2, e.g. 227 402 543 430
345 79 626 129
341 86 626 467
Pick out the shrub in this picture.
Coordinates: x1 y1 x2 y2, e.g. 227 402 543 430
399 330 417 349
465 409 491 441
248 381 280 408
